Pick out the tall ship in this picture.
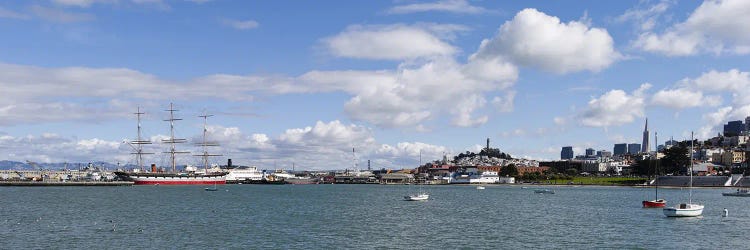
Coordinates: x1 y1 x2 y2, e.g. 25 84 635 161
115 103 227 185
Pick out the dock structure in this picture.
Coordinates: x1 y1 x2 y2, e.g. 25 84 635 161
0 181 133 186
0 169 119 183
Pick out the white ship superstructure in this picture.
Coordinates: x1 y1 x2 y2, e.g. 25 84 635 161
225 166 265 182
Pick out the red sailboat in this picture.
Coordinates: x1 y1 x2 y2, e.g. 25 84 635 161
643 131 665 208
642 170 665 208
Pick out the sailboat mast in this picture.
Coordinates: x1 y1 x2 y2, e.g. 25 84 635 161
654 131 658 199
689 131 694 204
419 150 422 186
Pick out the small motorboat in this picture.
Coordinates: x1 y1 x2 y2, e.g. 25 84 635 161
476 186 485 190
404 193 429 201
534 189 555 194
722 189 750 197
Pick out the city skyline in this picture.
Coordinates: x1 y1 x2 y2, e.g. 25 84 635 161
1 0 750 170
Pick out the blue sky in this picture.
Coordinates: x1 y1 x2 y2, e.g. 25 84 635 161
1 0 749 170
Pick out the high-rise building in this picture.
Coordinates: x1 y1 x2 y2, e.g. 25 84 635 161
641 118 650 152
614 143 627 156
628 143 641 154
724 120 744 136
597 150 612 158
585 148 595 157
561 146 574 160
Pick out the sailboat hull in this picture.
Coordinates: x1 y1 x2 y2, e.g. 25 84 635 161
663 204 704 217
642 199 666 208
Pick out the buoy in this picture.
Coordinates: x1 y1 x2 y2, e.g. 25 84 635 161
723 208 729 217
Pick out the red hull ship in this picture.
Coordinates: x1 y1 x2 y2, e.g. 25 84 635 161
121 104 227 185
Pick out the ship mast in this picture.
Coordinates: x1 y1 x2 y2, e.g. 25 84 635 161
130 106 153 171
194 112 221 173
162 103 188 173
352 147 358 176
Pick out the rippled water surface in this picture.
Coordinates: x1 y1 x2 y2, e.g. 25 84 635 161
1 184 748 249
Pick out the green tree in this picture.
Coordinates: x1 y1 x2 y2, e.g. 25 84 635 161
521 172 541 181
632 159 660 176
499 164 519 177
661 145 689 174
565 168 578 176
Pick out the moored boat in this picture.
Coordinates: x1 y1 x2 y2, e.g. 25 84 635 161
225 166 264 184
285 177 320 185
534 189 554 194
663 132 703 217
722 189 750 197
115 171 226 185
663 203 704 217
404 151 429 201
117 104 227 185
643 132 666 208
404 192 429 201
642 199 666 208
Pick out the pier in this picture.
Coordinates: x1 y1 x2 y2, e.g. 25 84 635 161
0 181 133 186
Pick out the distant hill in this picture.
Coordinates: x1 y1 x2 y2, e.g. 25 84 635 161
453 147 512 162
0 160 122 170
450 147 538 167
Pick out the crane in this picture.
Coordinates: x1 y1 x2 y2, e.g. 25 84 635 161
25 160 47 181
13 170 29 181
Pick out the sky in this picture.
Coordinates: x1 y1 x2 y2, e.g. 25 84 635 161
1 0 750 170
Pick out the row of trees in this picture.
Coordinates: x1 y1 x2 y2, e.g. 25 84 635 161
497 164 577 181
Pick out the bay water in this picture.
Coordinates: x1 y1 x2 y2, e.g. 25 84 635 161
1 184 748 249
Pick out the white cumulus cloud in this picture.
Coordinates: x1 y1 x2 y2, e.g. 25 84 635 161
472 8 621 74
651 88 721 109
634 0 750 56
580 84 651 127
